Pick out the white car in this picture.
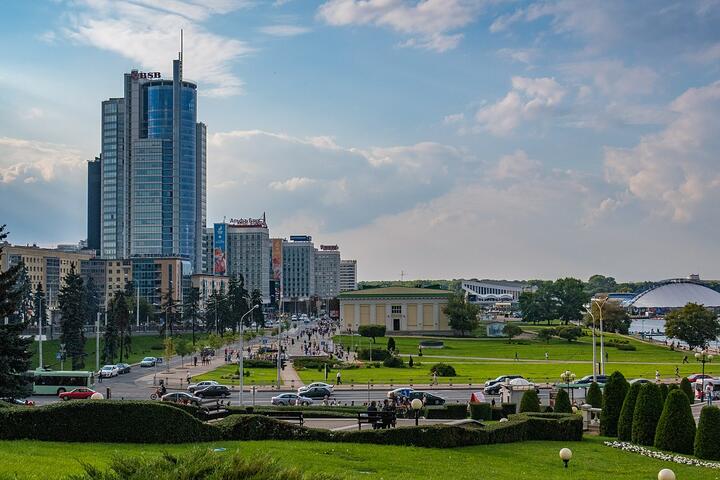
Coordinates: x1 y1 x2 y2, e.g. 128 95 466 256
188 380 219 394
299 382 334 394
99 365 119 378
140 357 157 367
271 393 313 406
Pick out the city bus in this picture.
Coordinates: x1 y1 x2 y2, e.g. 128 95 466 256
27 369 96 396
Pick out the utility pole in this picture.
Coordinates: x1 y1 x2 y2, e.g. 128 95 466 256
96 311 101 372
277 317 282 389
239 304 258 405
38 294 43 369
136 282 140 328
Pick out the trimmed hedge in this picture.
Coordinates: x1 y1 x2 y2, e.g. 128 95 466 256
600 371 629 437
680 377 694 404
469 403 492 421
631 383 663 446
229 405 366 419
500 403 517 418
519 390 540 413
695 406 720 460
586 382 603 408
425 404 468 419
617 382 641 441
554 389 572 414
658 382 669 404
243 359 276 368
430 363 457 377
0 401 218 443
654 389 695 454
491 406 504 420
357 348 390 361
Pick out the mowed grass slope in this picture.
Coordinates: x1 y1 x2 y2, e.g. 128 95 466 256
1 437 718 480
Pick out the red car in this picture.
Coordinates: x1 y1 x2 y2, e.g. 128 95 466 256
687 374 715 383
59 388 97 401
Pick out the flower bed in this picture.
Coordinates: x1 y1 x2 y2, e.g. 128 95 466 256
603 441 720 469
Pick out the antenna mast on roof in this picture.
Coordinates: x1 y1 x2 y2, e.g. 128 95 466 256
178 29 184 79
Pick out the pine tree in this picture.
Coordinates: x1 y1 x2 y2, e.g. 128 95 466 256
680 377 694 404
555 388 572 413
102 293 120 364
586 381 603 408
0 226 33 398
228 275 249 331
85 275 100 328
250 288 265 329
114 288 132 362
654 389 696 454
206 286 220 334
617 382 641 441
9 264 33 324
632 383 663 446
600 371 629 436
695 406 720 460
160 287 177 337
519 389 541 413
183 286 201 346
58 265 86 369
387 337 396 352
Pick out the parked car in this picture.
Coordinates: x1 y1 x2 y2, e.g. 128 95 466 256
188 380 219 393
59 388 97 401
406 391 445 406
299 386 333 399
195 385 231 399
99 365 119 378
1 397 34 406
629 378 652 385
387 387 415 399
140 357 157 367
483 375 525 395
687 373 715 383
161 392 202 406
299 382 333 394
116 363 131 374
271 393 313 406
575 375 608 385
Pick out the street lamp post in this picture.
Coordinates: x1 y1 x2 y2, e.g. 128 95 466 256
411 398 423 426
695 350 713 401
95 310 101 372
584 306 597 381
239 304 259 406
560 370 576 403
595 297 608 375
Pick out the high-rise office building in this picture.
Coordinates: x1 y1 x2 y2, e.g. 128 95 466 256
282 235 315 301
315 245 340 299
99 49 206 270
87 157 101 253
339 259 357 292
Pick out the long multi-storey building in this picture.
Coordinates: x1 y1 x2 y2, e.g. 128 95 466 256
339 259 357 292
315 245 340 299
99 51 206 270
282 235 315 301
87 157 101 253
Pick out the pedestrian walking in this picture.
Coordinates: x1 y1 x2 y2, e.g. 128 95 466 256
605 351 609 363
675 366 679 380
514 352 519 361
544 352 549 361
706 384 713 406
683 355 688 364
432 371 438 386
655 370 660 383
186 373 191 385
336 370 342 385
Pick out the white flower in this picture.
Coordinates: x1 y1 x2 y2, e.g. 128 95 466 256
603 441 720 469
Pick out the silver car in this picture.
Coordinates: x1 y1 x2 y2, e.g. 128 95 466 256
188 380 219 393
161 392 202 407
271 393 313 406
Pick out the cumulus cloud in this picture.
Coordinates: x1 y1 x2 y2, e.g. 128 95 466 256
0 137 85 184
259 25 311 37
604 80 720 222
560 60 658 97
317 0 484 52
492 150 541 180
269 177 317 191
59 0 252 96
496 47 539 65
474 76 566 135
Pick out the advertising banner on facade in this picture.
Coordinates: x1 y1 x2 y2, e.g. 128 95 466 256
213 223 227 275
272 238 283 300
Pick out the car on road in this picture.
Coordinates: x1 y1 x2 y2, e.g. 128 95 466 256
59 388 97 401
271 393 313 406
99 365 119 378
299 382 333 394
629 378 652 385
195 385 231 399
406 391 445 406
188 380 219 393
1 397 34 406
140 357 157 367
161 392 202 406
574 375 608 385
387 387 415 399
483 375 525 395
116 363 131 374
687 373 715 383
299 386 333 399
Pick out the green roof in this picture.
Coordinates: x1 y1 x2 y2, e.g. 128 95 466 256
339 286 452 299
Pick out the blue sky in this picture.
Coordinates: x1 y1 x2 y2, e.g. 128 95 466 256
2 0 720 282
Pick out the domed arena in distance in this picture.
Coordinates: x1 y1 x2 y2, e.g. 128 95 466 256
627 279 720 310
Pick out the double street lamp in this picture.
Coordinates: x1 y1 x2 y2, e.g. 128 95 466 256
238 304 259 406
560 370 576 403
584 297 608 380
696 350 713 401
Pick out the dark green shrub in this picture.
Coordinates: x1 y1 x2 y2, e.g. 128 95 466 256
654 389 696 454
519 413 583 442
680 377 694 404
408 356 414 367
695 406 720 460
0 401 218 443
242 359 275 368
600 371 629 436
292 356 333 369
469 403 492 420
382 355 404 368
554 389 572 413
615 344 636 351
586 382 603 408
430 363 456 377
357 348 390 361
617 382 641 441
425 404 468 419
658 383 668 404
500 403 517 417
358 325 386 342
632 383 663 446
491 406 504 420
387 337 396 352
519 389 540 413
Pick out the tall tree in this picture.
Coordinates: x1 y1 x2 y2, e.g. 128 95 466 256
102 293 120 364
228 275 249 331
665 303 720 349
85 275 100 328
552 277 588 325
58 265 87 369
583 298 631 334
585 274 618 297
115 287 132 362
9 264 33 324
183 286 200 346
160 287 178 337
443 292 479 337
0 225 33 398
206 286 220 334
250 288 265 330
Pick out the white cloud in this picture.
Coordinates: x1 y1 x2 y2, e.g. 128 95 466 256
560 60 658 97
22 107 46 120
60 0 252 96
0 137 85 184
317 0 484 52
269 177 317 191
496 47 538 65
443 113 464 125
492 150 541 180
474 76 566 135
603 81 720 222
687 42 720 64
259 25 311 37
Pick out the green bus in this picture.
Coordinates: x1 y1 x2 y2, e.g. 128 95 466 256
28 369 96 396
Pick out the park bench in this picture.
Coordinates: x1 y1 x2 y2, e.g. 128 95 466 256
357 411 396 430
259 411 304 426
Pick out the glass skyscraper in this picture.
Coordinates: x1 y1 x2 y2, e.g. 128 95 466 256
99 53 206 270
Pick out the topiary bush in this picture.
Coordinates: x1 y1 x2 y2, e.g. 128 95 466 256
424 404 468 419
382 355 404 368
469 402 492 421
695 406 720 460
519 389 540 413
617 382 641 441
357 348 390 361
680 377 694 404
600 371 629 437
586 381 603 408
654 389 696 454
501 403 517 417
631 383 663 446
430 363 456 377
658 382 668 404
554 389 572 413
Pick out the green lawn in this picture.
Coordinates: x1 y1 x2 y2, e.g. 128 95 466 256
194 363 278 386
28 333 212 370
1 437 718 480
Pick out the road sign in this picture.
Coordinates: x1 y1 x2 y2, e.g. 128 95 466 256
55 352 63 360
